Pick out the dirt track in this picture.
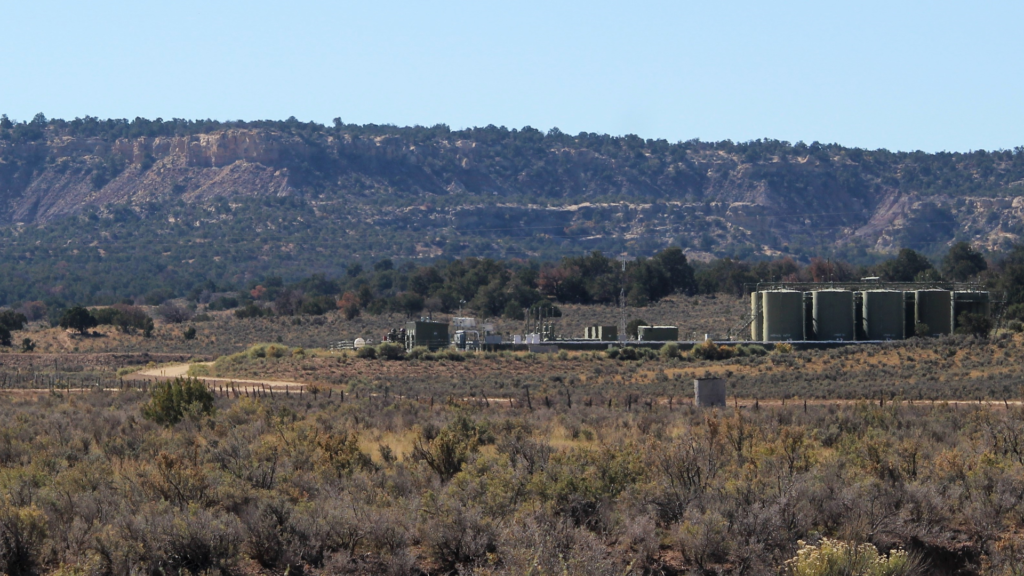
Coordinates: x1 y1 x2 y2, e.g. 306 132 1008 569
129 363 308 390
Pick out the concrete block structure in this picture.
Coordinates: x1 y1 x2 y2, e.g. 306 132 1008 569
694 378 726 407
637 325 679 341
583 325 618 341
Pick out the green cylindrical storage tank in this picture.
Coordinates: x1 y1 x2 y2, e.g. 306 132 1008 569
861 290 905 340
751 292 763 341
762 290 804 341
954 291 991 329
812 290 854 341
915 290 952 336
853 292 866 340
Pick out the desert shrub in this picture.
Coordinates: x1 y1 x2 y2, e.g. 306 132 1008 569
660 342 681 360
242 500 291 569
413 416 482 481
618 347 639 361
183 326 196 340
150 508 243 575
407 346 433 360
142 377 216 426
317 431 374 477
691 340 735 361
1008 320 1024 333
736 344 768 357
488 514 617 576
956 312 993 338
421 496 495 571
158 302 194 324
785 538 919 576
207 295 239 311
0 501 47 576
187 364 211 377
377 342 407 360
234 303 270 319
286 497 366 567
264 344 289 359
242 343 291 359
356 345 378 359
675 509 732 572
775 342 794 354
439 349 465 362
607 346 658 361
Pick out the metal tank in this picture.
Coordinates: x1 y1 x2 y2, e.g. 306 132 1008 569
861 290 905 340
762 290 804 341
751 292 763 341
853 292 866 340
915 290 953 336
953 291 991 329
803 292 814 340
812 290 855 341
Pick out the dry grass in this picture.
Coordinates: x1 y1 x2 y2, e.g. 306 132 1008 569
9 294 748 357
169 333 1024 403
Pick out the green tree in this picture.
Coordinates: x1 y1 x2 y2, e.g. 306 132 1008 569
875 249 934 282
58 306 98 335
626 318 650 339
653 246 696 293
955 312 992 338
141 377 216 426
942 242 987 281
0 310 27 331
994 244 1024 305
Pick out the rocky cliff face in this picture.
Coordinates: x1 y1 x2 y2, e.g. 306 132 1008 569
2 125 1024 259
2 130 298 223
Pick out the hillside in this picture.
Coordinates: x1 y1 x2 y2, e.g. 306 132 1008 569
2 115 1024 304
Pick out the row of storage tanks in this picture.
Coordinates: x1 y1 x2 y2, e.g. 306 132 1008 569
751 289 991 341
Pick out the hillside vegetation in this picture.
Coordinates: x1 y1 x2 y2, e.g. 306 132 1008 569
3 115 1024 304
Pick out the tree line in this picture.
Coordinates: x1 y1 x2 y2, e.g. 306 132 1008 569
5 241 1024 337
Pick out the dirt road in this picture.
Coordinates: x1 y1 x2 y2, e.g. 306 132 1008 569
131 363 308 390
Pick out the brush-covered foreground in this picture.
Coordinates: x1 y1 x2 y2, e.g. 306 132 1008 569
1 387 1023 575
191 333 1024 404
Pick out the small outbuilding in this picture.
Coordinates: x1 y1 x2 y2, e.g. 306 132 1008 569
405 320 450 351
637 325 679 341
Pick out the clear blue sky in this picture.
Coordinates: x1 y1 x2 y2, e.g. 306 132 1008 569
1 1 1020 152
